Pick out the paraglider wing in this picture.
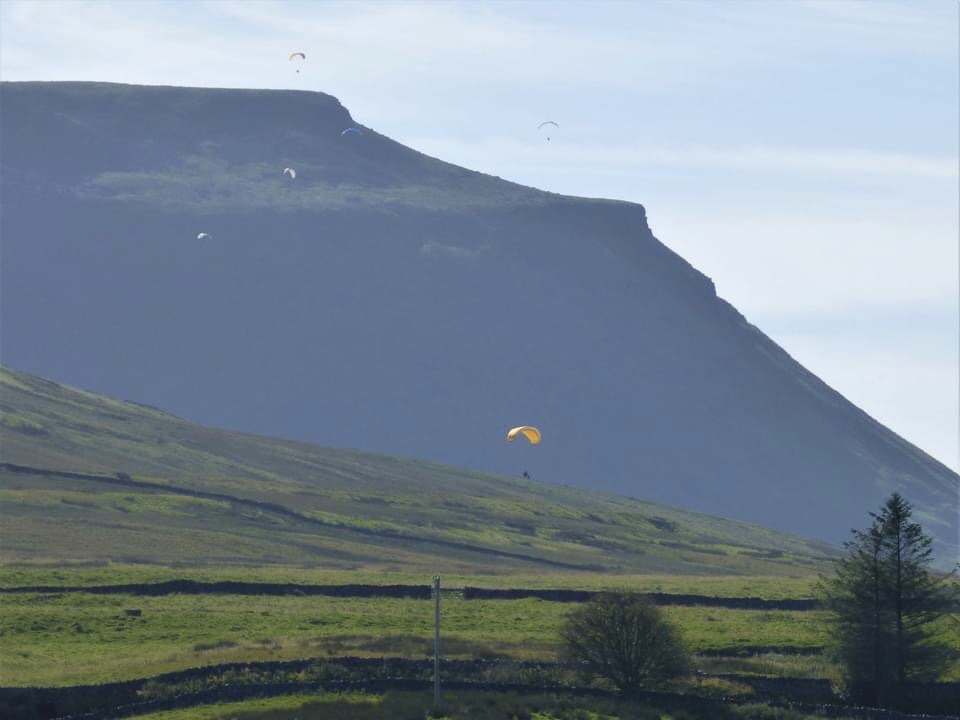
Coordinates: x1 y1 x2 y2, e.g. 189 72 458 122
288 52 306 61
341 127 364 137
537 121 559 142
507 426 542 445
197 232 212 240
283 167 297 179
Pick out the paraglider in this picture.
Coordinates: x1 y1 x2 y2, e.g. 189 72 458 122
507 426 541 445
537 121 559 141
196 232 212 240
341 127 364 137
283 167 296 179
289 52 305 73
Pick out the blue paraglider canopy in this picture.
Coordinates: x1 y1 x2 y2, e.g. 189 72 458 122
341 127 364 137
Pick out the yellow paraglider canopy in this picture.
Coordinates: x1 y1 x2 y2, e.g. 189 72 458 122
507 426 541 445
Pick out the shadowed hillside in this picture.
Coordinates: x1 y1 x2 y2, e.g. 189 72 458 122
0 81 955 558
0 365 836 573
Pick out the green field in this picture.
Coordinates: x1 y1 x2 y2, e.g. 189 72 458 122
0 563 820 597
119 690 855 720
0 580 834 686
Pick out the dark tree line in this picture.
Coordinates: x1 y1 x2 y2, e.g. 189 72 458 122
559 492 956 713
819 492 957 707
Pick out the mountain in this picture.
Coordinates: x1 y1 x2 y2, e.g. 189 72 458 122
0 365 836 573
0 81 956 559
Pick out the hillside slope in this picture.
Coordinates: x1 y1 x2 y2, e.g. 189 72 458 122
0 81 955 558
0 366 836 574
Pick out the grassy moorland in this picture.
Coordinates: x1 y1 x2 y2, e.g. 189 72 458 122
6 365 957 716
0 365 860 694
0 365 835 575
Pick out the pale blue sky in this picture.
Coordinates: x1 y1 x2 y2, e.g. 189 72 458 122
2 0 957 470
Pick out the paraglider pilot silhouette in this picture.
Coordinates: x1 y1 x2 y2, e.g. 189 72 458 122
289 52 305 74
508 427 540 480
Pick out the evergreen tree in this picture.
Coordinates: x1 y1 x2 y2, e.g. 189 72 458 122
877 493 954 686
821 492 956 707
824 519 890 704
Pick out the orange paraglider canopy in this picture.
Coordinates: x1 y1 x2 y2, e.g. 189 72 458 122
507 426 541 445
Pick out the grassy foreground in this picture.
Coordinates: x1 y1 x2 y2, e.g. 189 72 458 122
103 690 853 720
5 564 959 688
0 588 832 686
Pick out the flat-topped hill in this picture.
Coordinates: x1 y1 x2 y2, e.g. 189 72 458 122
1 81 955 558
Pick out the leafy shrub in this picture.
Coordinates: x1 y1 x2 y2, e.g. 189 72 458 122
560 592 690 693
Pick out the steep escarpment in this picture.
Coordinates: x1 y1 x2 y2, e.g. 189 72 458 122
1 81 955 558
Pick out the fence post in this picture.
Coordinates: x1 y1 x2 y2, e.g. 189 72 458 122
433 574 441 708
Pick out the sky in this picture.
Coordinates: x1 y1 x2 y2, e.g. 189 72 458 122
1 0 958 471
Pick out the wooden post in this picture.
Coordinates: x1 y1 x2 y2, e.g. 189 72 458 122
433 574 441 708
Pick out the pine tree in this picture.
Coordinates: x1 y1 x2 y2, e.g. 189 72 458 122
821 493 956 708
877 493 954 687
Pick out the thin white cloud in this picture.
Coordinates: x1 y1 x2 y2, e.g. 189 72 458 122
648 210 958 313
798 0 952 38
404 136 959 180
4 0 955 90
709 0 957 59
0 0 696 92
772 330 959 471
0 1 253 85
